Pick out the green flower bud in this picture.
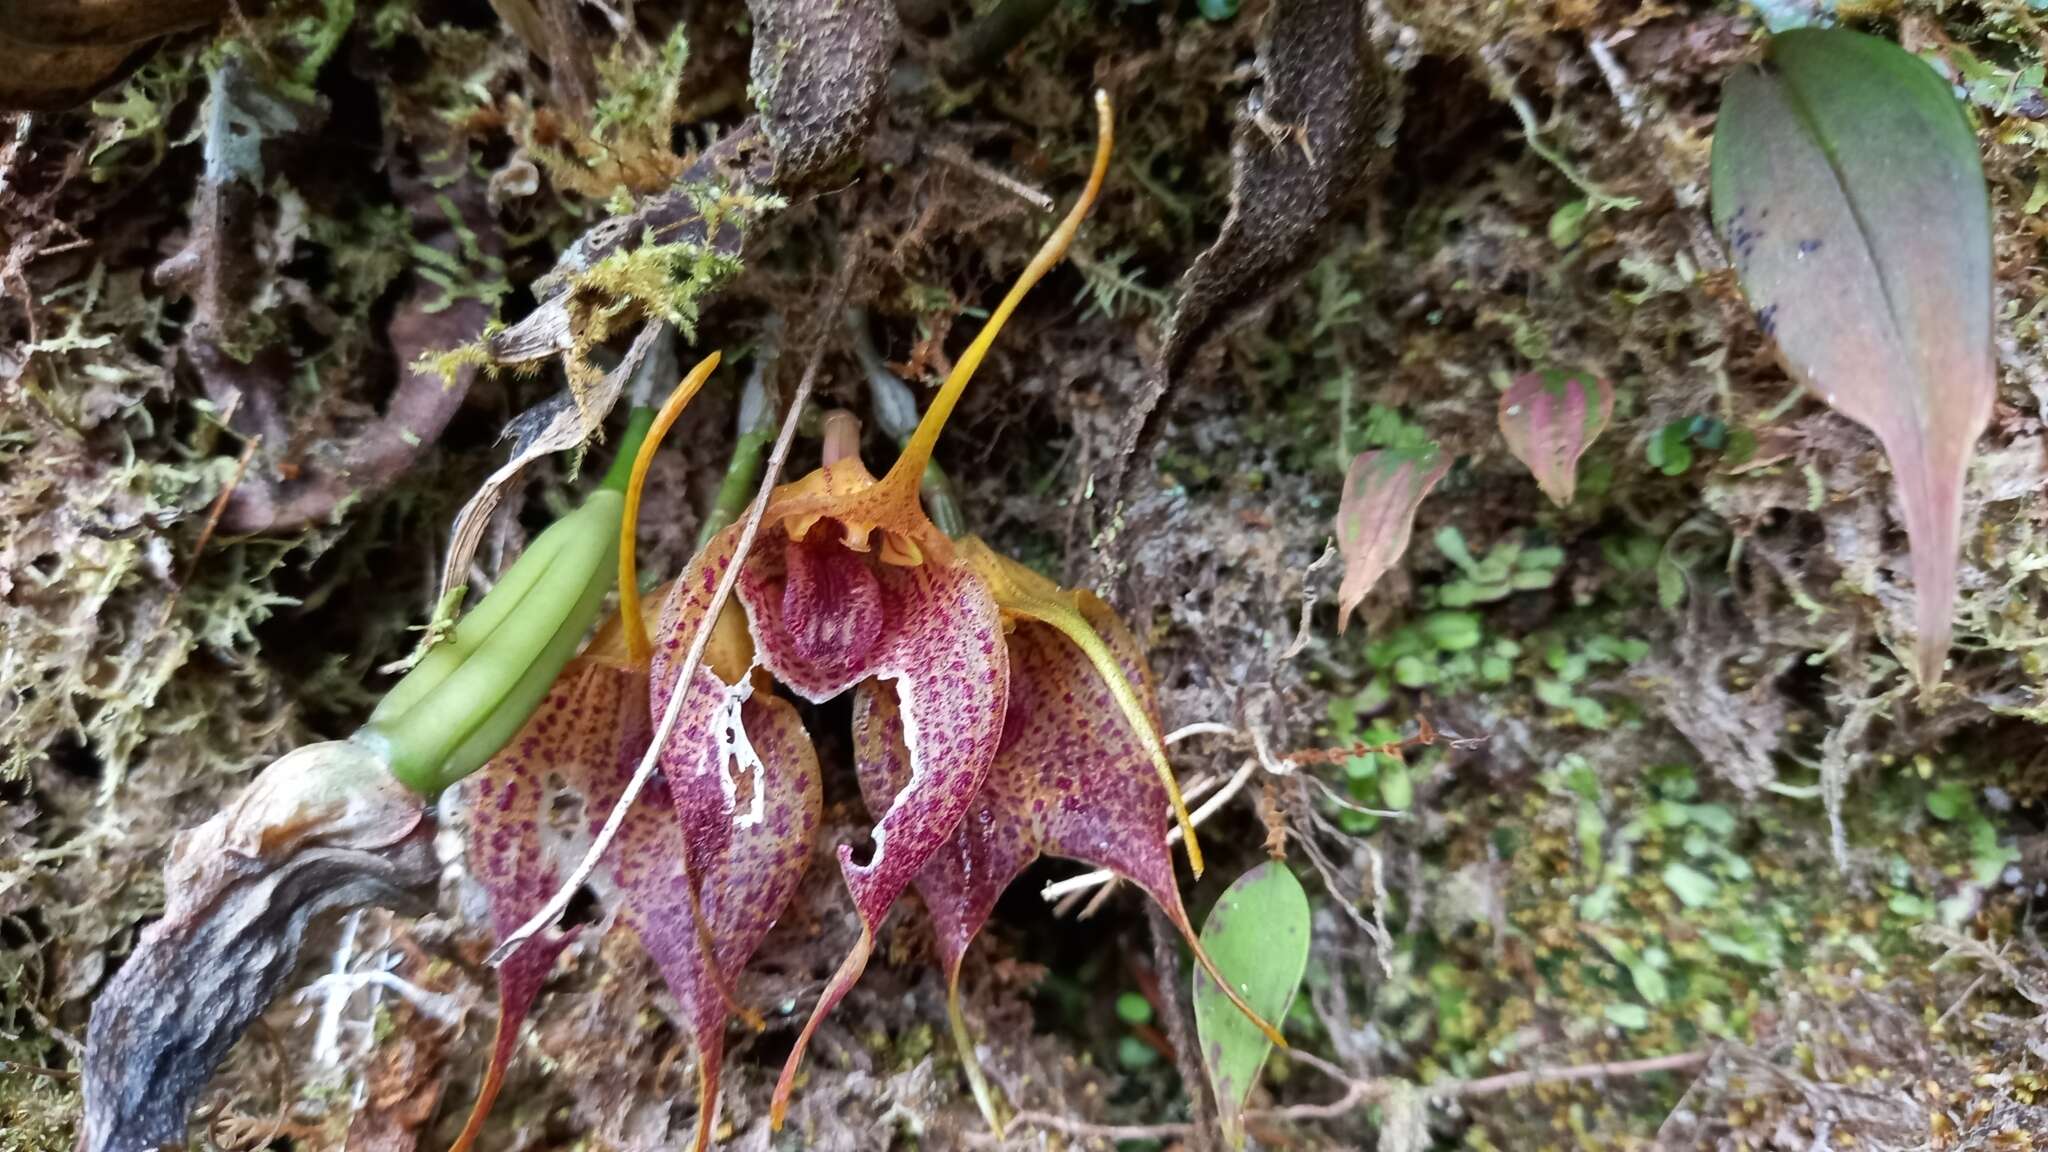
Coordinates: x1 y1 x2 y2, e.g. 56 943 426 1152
360 409 654 795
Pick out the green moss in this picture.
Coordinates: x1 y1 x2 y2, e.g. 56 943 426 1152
1375 755 2027 1149
0 1079 75 1152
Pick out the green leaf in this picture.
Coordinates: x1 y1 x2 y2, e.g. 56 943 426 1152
1194 863 1311 1150
1662 862 1718 909
1421 611 1484 652
1548 198 1592 249
1629 959 1670 1006
1925 780 1972 822
1655 548 1688 610
1117 1034 1161 1069
1710 27 1993 688
1646 422 1693 475
1683 803 1738 836
1116 991 1155 1026
1604 1002 1650 1030
1378 759 1413 811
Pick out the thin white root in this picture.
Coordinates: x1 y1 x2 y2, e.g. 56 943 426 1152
1041 756 1260 904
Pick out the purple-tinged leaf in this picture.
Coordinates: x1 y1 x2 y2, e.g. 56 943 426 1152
1711 27 1993 687
1334 447 1450 632
1498 370 1614 507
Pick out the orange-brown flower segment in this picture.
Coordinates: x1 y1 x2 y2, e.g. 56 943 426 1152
620 350 723 665
758 91 1115 572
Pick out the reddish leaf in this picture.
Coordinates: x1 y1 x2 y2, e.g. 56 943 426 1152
1498 370 1614 507
1334 447 1450 631
1711 27 1993 686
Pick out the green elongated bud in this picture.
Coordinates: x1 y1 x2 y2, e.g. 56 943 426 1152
361 410 654 795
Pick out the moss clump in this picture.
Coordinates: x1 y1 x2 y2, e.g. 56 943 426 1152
1374 754 2026 1149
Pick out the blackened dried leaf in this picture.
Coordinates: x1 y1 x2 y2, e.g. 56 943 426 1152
1110 0 1390 499
744 0 896 187
83 741 438 1152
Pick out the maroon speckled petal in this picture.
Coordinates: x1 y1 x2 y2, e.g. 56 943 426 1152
778 535 885 677
740 539 1009 1117
454 660 629 1152
581 662 820 1152
855 593 1191 1129
857 592 1183 986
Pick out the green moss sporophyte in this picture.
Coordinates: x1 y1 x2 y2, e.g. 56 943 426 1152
357 404 658 795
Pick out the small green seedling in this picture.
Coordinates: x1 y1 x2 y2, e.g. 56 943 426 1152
1434 526 1562 607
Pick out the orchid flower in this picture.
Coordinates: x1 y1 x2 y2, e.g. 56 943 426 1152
454 354 823 1152
626 93 1208 1125
861 539 1288 1133
446 89 1263 1150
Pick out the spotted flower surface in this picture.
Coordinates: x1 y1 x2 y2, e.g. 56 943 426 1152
855 566 1284 1130
455 357 822 1152
462 93 1242 1147
648 443 1016 1125
626 95 1197 1128
458 595 822 1152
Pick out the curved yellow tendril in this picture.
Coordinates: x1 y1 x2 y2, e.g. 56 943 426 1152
880 90 1114 495
620 351 722 664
